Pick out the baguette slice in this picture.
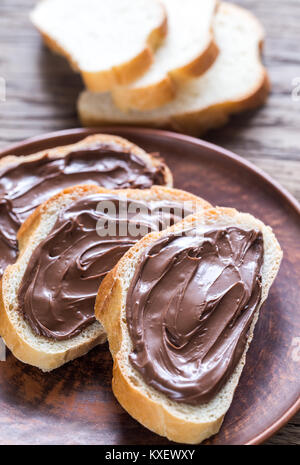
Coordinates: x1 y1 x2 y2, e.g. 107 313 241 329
0 133 173 189
95 207 282 444
0 184 211 372
0 133 172 280
112 0 219 111
30 0 167 92
78 3 270 136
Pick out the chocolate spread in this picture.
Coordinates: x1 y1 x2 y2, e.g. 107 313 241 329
18 194 192 340
0 143 167 276
126 227 264 404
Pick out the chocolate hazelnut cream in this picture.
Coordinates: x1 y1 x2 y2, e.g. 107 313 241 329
17 194 193 340
0 143 167 276
126 227 264 405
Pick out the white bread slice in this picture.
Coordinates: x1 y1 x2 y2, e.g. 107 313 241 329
78 3 270 136
30 0 167 92
95 207 282 444
0 133 173 189
0 184 211 372
112 0 219 111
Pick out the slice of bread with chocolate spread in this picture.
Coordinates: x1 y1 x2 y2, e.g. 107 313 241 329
0 184 211 371
95 206 282 444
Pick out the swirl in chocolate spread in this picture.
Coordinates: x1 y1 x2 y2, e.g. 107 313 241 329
0 143 167 275
18 194 192 340
126 227 264 405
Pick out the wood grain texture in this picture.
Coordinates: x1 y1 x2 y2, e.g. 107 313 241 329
0 0 299 445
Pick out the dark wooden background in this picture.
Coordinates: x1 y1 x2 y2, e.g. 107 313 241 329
0 0 299 445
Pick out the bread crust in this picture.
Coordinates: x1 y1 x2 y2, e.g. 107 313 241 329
33 5 168 92
95 207 282 443
111 38 219 111
112 75 177 112
0 184 210 372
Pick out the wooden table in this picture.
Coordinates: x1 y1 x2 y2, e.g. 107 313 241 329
0 0 299 445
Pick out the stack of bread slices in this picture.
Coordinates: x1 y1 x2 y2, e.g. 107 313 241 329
31 0 270 135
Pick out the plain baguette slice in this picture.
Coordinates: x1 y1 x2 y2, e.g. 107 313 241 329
78 2 270 136
0 133 173 189
30 0 167 92
112 0 219 111
0 184 211 372
95 207 282 444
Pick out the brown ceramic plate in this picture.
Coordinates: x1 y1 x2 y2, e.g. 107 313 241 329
0 127 299 445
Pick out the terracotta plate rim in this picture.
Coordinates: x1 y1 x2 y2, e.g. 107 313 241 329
0 126 299 446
